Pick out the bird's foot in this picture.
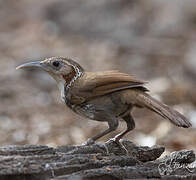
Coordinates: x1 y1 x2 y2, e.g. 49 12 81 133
107 137 129 155
82 139 110 154
82 138 95 146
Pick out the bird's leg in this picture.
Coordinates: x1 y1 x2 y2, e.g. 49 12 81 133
108 114 135 154
114 114 135 142
83 117 119 146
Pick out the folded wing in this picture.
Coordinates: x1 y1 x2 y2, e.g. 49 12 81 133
72 71 148 102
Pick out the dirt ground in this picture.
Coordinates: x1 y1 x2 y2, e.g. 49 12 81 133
0 0 196 152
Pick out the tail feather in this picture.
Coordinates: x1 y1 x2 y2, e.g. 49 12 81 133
137 93 192 128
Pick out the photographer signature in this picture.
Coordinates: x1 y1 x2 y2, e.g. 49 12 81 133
158 152 195 175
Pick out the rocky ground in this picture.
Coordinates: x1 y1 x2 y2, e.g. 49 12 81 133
0 0 196 153
0 140 195 179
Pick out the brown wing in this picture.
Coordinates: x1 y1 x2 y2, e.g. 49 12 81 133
72 71 148 103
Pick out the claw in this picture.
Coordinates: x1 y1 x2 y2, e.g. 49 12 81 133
82 140 110 155
99 143 110 155
107 138 129 155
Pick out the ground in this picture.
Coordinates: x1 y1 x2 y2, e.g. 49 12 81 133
0 0 196 152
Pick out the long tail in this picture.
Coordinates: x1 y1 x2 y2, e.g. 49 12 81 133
136 92 192 128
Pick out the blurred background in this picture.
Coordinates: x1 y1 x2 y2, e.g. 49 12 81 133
0 0 196 152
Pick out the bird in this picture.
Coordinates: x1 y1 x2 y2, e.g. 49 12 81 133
16 57 192 145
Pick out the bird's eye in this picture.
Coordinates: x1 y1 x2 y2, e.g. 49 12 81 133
52 61 60 67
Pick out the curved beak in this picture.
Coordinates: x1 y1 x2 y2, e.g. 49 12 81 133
16 61 47 71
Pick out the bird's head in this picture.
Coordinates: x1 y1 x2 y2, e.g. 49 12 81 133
16 57 84 88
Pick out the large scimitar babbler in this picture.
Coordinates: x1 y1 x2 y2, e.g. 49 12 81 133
16 57 192 145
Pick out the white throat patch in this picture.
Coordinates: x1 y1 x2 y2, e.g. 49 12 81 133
57 80 66 101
